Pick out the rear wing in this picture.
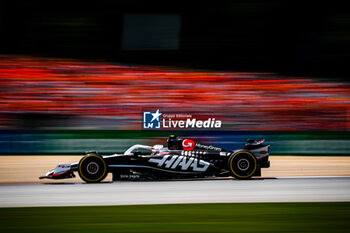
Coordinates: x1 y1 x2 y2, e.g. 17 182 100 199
246 139 265 146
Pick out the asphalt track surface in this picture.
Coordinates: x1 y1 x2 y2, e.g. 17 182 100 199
1 177 349 207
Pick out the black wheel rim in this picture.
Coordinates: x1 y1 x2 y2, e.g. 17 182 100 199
87 162 99 175
238 158 249 171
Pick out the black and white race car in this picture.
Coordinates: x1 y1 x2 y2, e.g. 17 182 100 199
40 135 270 183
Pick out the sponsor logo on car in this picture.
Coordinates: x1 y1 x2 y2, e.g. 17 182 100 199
182 139 195 151
149 155 210 172
220 152 231 156
195 143 222 151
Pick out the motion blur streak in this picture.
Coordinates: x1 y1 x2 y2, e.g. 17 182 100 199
0 55 349 130
1 178 350 207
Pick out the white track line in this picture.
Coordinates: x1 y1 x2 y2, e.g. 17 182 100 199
276 176 350 179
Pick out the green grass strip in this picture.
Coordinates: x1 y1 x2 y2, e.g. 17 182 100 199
1 202 349 233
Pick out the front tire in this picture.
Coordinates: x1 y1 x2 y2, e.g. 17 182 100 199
78 154 108 183
228 151 257 179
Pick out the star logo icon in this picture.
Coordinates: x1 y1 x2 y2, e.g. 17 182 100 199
150 109 162 122
143 109 162 129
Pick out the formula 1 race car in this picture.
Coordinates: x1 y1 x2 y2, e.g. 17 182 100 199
40 135 270 183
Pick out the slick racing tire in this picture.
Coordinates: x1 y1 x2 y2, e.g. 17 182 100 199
78 154 108 183
228 151 257 179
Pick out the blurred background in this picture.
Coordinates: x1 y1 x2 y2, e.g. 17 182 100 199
0 0 349 155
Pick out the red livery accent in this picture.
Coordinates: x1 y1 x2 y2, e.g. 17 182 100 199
182 139 195 151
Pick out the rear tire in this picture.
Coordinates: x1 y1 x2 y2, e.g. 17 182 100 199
78 154 108 183
228 151 257 179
